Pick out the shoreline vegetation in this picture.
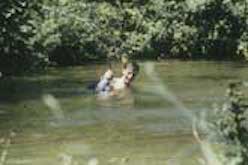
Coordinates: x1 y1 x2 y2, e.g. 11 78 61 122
0 0 247 75
198 81 248 165
1 1 248 164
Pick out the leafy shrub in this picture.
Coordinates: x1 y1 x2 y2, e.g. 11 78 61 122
210 82 248 165
0 1 48 74
0 0 247 74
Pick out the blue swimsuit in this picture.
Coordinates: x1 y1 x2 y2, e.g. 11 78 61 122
95 78 112 96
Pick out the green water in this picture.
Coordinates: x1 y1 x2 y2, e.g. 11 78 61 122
0 61 248 165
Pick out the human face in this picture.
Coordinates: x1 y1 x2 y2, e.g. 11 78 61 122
126 72 133 80
123 71 134 85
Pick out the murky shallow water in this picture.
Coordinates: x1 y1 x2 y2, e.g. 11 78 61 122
0 61 248 165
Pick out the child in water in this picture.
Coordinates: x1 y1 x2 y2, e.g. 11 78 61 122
95 68 115 97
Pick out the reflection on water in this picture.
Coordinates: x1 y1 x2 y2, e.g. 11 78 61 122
0 61 248 164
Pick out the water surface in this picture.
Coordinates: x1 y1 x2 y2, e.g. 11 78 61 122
0 61 248 165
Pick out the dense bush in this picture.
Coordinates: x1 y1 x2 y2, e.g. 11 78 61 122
0 0 247 74
151 0 248 59
29 0 248 61
30 0 157 63
0 1 48 75
209 82 248 165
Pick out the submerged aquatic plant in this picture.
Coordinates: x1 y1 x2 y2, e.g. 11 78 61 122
144 62 248 165
144 62 221 164
58 153 73 165
88 157 99 165
42 94 65 120
0 132 16 165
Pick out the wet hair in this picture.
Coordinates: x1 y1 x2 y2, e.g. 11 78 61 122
133 62 140 80
126 62 139 81
132 62 139 75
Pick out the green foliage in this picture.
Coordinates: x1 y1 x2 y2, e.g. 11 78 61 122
32 0 247 61
188 0 247 59
210 82 248 165
28 0 98 65
30 0 156 63
0 0 248 74
0 1 48 74
151 0 248 59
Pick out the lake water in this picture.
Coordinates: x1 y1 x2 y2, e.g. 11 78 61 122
0 60 248 165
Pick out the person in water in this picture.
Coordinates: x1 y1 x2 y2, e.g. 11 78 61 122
95 68 115 96
111 62 139 90
95 61 139 97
